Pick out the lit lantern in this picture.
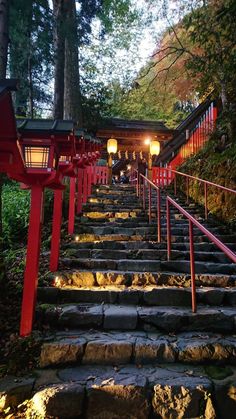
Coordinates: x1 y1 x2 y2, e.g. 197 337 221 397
118 150 121 159
21 139 56 172
107 138 117 154
144 137 151 145
125 150 128 159
150 140 160 156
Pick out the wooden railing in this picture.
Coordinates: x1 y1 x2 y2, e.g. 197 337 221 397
94 166 109 185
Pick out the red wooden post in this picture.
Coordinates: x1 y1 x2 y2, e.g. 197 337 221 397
68 177 76 234
189 220 197 313
157 187 161 243
87 165 92 196
77 168 83 214
20 184 44 337
50 189 63 272
167 198 171 260
83 167 88 203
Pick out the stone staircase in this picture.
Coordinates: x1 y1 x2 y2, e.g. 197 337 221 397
8 184 236 418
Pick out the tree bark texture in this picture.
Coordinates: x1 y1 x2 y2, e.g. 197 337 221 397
0 0 9 77
53 0 66 119
63 0 83 125
0 0 9 288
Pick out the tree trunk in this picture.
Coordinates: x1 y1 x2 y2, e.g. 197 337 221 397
0 0 9 76
0 0 9 289
64 0 83 125
53 0 66 119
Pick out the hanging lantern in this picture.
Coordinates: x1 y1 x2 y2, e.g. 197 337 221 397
107 138 117 154
125 150 128 159
140 151 143 160
118 150 121 159
132 151 136 160
150 140 160 156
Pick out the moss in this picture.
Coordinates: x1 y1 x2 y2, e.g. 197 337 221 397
205 365 234 380
178 133 236 226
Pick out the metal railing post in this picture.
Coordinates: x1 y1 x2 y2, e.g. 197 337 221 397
186 177 189 204
143 177 146 210
167 198 171 260
189 220 197 313
157 187 161 242
148 183 152 223
204 183 208 219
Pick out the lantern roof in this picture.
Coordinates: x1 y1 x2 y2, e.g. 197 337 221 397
16 119 74 135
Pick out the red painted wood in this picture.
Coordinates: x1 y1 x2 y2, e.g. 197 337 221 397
20 185 44 337
87 165 92 196
83 167 88 203
50 189 63 272
68 177 76 234
77 168 83 214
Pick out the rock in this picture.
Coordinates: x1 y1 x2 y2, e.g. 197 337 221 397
40 337 86 367
178 338 236 363
135 337 176 364
104 305 137 330
96 272 130 286
152 376 214 419
83 339 133 365
70 271 95 287
198 288 225 305
213 376 236 419
119 290 140 305
0 376 35 412
132 272 158 286
59 304 103 328
87 375 150 419
31 383 84 418
143 287 191 306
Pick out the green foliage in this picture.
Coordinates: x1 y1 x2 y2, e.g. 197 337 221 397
2 182 30 248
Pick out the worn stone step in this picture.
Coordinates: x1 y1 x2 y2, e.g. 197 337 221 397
38 303 236 333
39 329 236 368
28 362 236 419
61 257 236 274
63 247 234 264
54 270 236 288
2 362 235 418
64 239 236 253
38 286 236 307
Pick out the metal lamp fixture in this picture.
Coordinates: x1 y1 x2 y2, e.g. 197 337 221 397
107 138 117 154
22 139 56 171
150 140 160 156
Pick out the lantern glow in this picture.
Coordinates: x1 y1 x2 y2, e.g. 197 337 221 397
107 138 117 154
24 145 50 168
144 138 151 145
150 140 160 156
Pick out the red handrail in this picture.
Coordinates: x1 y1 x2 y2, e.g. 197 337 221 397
167 195 236 313
132 172 236 313
158 167 236 220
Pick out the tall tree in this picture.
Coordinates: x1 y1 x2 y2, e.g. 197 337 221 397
0 0 10 288
53 0 66 119
64 0 82 124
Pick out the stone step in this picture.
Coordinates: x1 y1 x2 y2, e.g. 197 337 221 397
28 362 235 419
74 225 224 237
70 233 236 246
51 270 236 288
63 248 234 264
38 303 236 334
3 362 235 419
39 329 236 368
38 286 236 307
61 257 236 274
64 240 236 253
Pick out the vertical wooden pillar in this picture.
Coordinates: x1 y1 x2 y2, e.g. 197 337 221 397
77 168 83 214
87 165 92 196
50 189 63 272
20 184 44 337
68 177 76 235
83 167 88 203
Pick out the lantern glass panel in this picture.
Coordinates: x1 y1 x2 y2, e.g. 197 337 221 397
24 146 50 168
150 141 160 156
